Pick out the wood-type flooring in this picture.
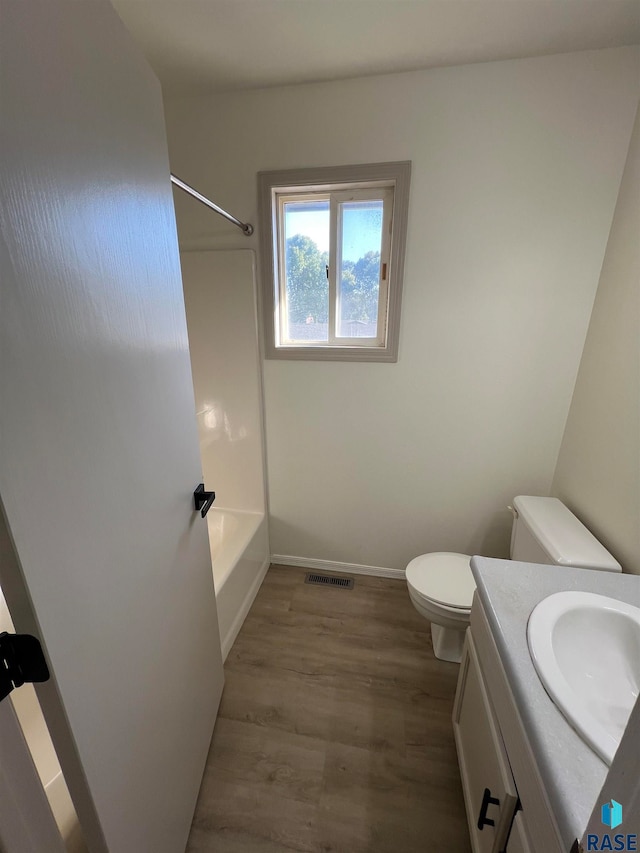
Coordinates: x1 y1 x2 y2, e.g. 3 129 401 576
187 565 471 853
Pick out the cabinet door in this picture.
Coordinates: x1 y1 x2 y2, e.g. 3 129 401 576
453 630 519 853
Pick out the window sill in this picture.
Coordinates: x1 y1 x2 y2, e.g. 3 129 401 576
265 344 398 363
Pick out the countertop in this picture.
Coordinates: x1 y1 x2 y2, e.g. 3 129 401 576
470 556 640 848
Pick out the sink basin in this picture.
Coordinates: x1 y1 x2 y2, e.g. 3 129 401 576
527 590 640 765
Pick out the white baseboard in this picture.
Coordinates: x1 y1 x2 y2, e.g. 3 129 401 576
270 554 405 580
220 555 270 661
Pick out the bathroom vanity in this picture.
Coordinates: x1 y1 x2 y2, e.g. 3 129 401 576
453 557 640 853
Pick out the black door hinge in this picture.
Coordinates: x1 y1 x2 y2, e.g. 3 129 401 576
0 631 50 703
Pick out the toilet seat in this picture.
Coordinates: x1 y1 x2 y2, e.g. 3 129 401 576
405 551 475 663
406 552 475 611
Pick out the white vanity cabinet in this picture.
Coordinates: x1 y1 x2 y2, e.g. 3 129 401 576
452 562 635 853
452 608 565 853
453 630 523 853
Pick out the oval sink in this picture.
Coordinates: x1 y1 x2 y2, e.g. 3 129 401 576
527 590 640 765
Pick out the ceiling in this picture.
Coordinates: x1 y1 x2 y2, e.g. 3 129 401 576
112 0 640 95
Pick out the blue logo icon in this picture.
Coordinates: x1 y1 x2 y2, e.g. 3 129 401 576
602 800 623 830
587 799 636 850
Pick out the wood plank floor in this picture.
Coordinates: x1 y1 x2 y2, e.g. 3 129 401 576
187 565 472 853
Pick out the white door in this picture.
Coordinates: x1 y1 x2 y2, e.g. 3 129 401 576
0 2 224 852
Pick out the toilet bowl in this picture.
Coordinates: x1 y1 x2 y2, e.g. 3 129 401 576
406 552 475 663
406 496 622 665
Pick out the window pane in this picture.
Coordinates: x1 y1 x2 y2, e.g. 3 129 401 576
283 199 329 342
337 200 383 338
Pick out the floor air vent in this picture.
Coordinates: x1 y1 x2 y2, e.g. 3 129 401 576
305 572 354 589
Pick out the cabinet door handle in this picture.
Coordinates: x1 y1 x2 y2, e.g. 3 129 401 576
477 787 500 830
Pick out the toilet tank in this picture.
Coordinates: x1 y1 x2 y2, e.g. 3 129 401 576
509 495 622 572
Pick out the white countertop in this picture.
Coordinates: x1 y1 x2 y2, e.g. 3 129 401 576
470 556 640 848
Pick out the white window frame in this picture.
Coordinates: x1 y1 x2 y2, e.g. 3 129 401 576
258 162 411 362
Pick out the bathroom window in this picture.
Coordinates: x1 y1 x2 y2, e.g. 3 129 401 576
258 162 411 362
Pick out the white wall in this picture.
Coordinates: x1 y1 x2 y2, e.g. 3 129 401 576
552 105 640 575
164 47 639 571
180 250 266 513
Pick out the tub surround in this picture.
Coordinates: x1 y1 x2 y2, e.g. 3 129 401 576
470 556 640 849
181 250 266 514
181 249 269 659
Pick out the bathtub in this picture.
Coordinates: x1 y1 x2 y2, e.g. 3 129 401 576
205 508 270 660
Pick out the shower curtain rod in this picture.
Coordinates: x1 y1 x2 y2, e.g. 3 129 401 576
170 174 254 236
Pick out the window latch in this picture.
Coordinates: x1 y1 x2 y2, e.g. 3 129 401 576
325 264 329 280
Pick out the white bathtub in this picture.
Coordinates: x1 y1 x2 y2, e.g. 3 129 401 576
206 508 270 660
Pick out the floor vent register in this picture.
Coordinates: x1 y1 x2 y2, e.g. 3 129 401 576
304 572 354 590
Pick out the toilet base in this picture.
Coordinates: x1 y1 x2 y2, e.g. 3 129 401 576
431 622 465 664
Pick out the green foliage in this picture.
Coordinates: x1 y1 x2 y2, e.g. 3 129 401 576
285 234 329 322
340 251 381 323
285 236 379 325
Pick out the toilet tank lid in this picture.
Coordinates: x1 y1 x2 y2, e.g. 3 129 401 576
513 496 622 572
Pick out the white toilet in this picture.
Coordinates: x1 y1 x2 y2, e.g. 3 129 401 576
406 495 622 663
